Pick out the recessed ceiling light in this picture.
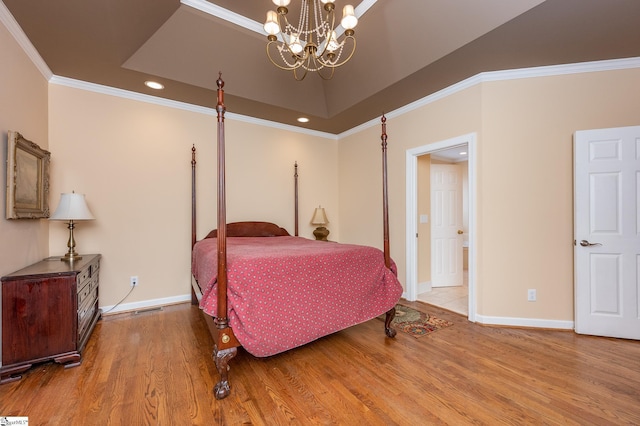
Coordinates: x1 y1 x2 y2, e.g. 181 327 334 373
297 117 309 123
459 151 467 155
144 80 164 90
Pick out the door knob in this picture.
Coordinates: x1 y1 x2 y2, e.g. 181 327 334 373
579 240 602 247
457 230 463 234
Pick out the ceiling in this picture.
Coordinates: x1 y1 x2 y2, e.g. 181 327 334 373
431 145 468 163
4 0 640 134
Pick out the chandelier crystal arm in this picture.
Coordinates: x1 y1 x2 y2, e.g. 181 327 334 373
317 34 355 68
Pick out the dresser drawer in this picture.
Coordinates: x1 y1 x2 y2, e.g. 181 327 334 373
76 258 100 291
78 275 98 307
78 287 98 339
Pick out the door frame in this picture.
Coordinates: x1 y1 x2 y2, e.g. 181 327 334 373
405 133 477 321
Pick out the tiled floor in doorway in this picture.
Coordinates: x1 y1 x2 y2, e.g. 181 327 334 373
417 271 468 316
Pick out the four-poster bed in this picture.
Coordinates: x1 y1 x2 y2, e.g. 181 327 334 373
190 74 402 400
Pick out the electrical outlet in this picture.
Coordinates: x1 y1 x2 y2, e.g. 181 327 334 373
527 289 536 301
130 276 138 287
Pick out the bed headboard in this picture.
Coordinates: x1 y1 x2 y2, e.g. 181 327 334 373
205 221 290 239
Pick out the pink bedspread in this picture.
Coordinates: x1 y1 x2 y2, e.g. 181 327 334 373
192 236 403 357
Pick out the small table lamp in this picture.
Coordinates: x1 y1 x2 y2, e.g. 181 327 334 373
50 192 95 262
311 206 330 241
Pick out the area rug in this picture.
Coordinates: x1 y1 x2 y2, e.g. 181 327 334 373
380 304 454 338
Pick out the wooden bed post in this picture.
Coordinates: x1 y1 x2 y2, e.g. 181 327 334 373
191 145 197 250
213 73 237 400
294 162 299 236
216 73 228 329
191 145 198 305
381 114 391 269
381 114 397 338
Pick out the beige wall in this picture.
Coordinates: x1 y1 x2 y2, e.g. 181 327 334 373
48 85 338 309
478 68 640 320
339 85 482 275
0 20 49 277
340 68 640 322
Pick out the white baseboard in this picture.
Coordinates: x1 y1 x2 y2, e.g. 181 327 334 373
100 293 192 315
101 294 574 332
475 314 574 330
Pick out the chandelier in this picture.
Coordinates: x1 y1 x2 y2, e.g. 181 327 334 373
263 0 358 80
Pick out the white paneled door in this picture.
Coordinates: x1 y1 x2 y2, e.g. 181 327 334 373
431 164 463 287
574 125 640 339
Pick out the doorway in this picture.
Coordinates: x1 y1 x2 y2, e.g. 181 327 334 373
418 154 468 314
405 134 476 321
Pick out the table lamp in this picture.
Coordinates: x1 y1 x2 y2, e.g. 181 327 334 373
49 191 95 261
311 206 330 241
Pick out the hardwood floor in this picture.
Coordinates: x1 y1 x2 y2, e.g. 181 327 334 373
1 301 639 425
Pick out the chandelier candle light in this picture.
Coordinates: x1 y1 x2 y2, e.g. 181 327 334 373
264 0 358 80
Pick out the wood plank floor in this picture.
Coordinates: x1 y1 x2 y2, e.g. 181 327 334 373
1 301 639 425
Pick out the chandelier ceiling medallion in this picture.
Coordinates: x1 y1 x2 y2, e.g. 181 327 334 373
263 0 358 81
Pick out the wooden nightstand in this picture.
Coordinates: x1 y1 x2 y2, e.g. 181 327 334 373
1 254 101 384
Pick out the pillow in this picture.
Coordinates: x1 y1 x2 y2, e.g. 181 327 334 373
205 221 290 239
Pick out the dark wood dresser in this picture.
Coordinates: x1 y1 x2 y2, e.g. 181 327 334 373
1 254 101 384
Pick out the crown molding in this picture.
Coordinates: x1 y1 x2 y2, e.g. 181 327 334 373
338 56 640 138
180 0 264 34
42 56 640 140
49 75 338 140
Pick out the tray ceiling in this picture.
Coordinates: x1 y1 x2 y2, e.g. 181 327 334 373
3 0 640 133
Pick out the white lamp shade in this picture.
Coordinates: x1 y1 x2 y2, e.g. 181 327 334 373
50 193 95 221
341 5 358 30
310 207 329 225
264 10 280 35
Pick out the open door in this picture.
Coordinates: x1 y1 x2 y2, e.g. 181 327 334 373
574 125 640 339
431 164 463 287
